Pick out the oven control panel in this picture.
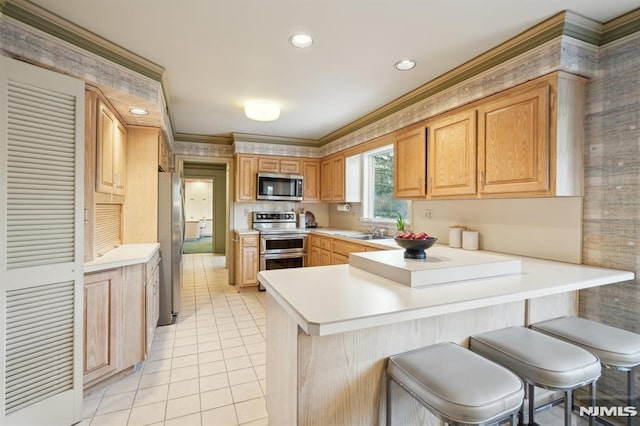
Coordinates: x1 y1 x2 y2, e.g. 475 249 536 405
252 211 296 223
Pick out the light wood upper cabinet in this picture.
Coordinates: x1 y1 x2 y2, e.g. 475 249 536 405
235 155 258 201
96 98 127 195
477 82 550 195
321 155 345 202
394 127 426 198
302 159 321 202
427 109 477 197
258 157 280 173
123 127 160 243
257 157 301 174
280 159 301 174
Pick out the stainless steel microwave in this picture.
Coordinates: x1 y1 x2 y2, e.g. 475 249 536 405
256 173 304 201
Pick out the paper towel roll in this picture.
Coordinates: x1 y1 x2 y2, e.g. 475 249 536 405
336 203 351 212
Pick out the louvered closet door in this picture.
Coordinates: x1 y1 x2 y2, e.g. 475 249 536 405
0 56 84 425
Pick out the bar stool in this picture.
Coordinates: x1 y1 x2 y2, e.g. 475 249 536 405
386 342 524 425
531 316 640 426
470 326 601 426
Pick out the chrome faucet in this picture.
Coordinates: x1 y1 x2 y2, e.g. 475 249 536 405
363 218 376 236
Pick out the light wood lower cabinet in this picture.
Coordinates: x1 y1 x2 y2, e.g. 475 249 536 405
309 234 384 266
83 269 121 386
83 249 161 388
234 232 259 290
145 251 161 354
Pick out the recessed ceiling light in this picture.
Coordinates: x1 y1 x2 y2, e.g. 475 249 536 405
129 107 149 115
290 34 313 48
394 60 416 71
244 101 280 122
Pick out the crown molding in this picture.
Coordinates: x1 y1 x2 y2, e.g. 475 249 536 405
232 133 319 147
174 133 233 145
1 0 165 81
3 1 638 148
601 7 640 45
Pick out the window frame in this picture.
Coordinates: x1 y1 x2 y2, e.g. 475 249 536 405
360 144 410 227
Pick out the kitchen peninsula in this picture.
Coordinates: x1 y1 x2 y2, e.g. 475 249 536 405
258 247 634 426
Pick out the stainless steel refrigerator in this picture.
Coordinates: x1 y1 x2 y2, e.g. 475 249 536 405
158 172 183 325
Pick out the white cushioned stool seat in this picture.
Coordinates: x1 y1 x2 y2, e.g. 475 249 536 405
470 326 601 389
470 326 601 426
531 316 640 369
531 316 640 426
387 342 524 425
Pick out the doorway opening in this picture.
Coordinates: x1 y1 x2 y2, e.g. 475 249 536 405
180 160 229 260
183 178 214 254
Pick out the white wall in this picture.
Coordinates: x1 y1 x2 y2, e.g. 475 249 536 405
410 197 583 263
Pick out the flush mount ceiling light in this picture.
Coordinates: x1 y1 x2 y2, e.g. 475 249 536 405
290 34 313 48
394 59 416 71
244 101 280 122
129 107 149 115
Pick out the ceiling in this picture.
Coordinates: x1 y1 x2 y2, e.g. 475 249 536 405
27 0 640 142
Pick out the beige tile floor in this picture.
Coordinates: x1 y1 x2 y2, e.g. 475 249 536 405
80 253 268 426
78 252 591 426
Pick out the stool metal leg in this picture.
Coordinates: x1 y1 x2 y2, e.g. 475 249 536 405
518 399 525 426
386 374 392 426
528 383 535 426
511 412 518 425
589 382 596 426
628 370 636 426
564 389 573 426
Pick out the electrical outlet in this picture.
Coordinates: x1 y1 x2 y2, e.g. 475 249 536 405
244 208 249 216
425 209 432 219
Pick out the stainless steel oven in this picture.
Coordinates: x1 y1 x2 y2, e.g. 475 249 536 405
253 211 308 290
260 233 307 254
260 252 306 271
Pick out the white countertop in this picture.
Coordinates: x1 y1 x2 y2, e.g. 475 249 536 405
258 250 635 336
85 243 160 273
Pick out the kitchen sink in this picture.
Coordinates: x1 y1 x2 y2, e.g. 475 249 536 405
338 233 391 241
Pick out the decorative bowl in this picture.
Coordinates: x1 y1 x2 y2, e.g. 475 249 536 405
394 237 438 259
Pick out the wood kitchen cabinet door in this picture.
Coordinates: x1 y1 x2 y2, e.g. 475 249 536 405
280 159 300 174
96 98 126 195
394 127 426 198
477 83 550 195
234 233 259 288
320 155 345 202
427 109 477 197
235 155 258 201
83 269 122 385
302 159 321 202
121 264 145 368
257 157 280 173
330 156 345 201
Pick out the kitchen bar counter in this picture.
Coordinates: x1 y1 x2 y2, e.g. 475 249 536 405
258 248 633 336
259 250 634 426
84 243 160 273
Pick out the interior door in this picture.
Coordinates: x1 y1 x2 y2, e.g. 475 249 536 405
0 56 85 425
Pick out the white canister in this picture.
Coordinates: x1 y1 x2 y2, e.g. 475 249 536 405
449 226 466 248
297 214 306 228
462 230 479 250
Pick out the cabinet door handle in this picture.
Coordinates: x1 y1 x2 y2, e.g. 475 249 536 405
479 170 485 186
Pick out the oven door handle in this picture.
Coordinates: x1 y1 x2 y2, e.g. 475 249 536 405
260 234 308 241
260 252 307 260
